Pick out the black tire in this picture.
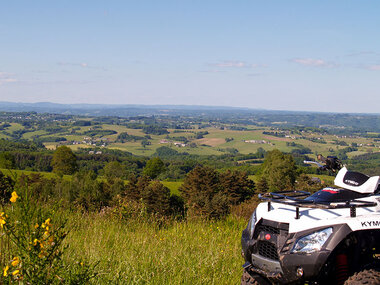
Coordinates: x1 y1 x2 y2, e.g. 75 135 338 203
344 269 380 285
241 269 270 285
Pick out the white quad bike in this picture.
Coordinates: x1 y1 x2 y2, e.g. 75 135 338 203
241 156 380 284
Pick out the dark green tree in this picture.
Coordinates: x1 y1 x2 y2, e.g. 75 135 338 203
103 161 127 180
154 146 179 157
122 175 174 217
295 174 323 193
140 181 171 217
141 140 151 148
124 174 141 201
51 146 78 175
260 149 297 192
256 147 266 158
255 176 269 193
219 170 255 205
70 171 110 211
108 177 126 203
16 173 57 203
0 152 15 169
180 166 229 219
143 157 166 179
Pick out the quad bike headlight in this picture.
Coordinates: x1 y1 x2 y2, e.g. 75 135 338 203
291 227 333 254
248 210 257 237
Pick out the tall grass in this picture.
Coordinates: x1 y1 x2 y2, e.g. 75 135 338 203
63 212 247 284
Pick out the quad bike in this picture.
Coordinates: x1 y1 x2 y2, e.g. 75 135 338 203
241 156 380 284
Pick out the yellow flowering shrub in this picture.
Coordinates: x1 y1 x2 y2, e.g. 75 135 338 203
0 187 97 284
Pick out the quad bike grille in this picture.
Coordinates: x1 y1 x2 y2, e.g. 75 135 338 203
257 241 279 261
253 224 280 239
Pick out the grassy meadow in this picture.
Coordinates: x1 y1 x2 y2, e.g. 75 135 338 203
0 168 72 181
62 212 247 284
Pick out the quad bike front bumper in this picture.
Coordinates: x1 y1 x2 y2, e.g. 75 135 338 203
241 221 352 284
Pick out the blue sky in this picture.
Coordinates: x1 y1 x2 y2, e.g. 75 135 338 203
1 1 380 113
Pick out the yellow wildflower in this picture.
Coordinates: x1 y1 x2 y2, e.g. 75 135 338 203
10 191 19 203
42 218 51 230
33 238 38 246
11 256 20 267
0 217 5 228
12 269 19 276
3 265 9 277
34 223 39 229
0 212 6 228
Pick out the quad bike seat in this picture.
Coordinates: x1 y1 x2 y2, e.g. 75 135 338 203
334 167 380 194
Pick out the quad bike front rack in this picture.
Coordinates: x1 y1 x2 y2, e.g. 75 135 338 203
259 190 377 219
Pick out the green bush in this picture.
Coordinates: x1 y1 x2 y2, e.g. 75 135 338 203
180 166 255 219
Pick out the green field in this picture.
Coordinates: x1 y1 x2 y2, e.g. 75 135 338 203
22 129 48 139
108 127 380 157
0 168 71 181
162 181 182 195
7 123 24 132
0 133 10 139
2 115 380 158
63 212 246 284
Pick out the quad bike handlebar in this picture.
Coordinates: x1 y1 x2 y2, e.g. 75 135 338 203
304 155 343 172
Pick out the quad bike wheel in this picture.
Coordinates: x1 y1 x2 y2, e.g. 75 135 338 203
344 269 380 285
241 269 270 285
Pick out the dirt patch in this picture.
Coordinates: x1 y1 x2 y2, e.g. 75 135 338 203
196 138 225 147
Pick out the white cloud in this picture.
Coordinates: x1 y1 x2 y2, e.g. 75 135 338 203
345 51 377 57
57 62 106 71
292 58 330 67
215 61 247 68
58 62 89 68
0 72 17 85
199 69 226 73
367 65 380 71
210 61 267 69
2 78 17 83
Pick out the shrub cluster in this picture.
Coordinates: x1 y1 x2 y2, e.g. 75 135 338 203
180 166 255 219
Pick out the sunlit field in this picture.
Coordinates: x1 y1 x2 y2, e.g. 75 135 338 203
63 212 247 284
